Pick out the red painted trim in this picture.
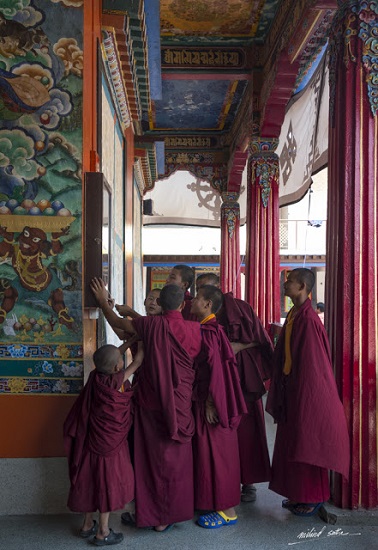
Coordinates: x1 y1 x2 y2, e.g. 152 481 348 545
260 50 300 138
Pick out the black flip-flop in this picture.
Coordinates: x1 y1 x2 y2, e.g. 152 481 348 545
287 502 323 517
90 529 124 546
79 520 97 538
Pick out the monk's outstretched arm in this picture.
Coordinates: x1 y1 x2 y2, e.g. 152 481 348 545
118 334 140 354
122 341 144 381
116 303 141 319
90 278 136 334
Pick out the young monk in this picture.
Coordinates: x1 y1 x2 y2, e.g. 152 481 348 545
196 273 273 503
166 264 197 320
190 285 247 529
90 279 202 532
266 268 350 516
63 342 144 546
116 288 162 319
114 288 162 525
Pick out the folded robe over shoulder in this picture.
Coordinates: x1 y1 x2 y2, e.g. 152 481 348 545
221 292 273 398
266 298 350 479
193 318 247 510
219 292 273 484
132 311 201 527
132 311 201 442
63 370 134 513
197 319 247 429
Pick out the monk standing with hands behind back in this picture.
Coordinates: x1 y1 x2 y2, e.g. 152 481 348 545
266 268 349 518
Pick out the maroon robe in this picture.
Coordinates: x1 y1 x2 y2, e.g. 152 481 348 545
182 290 198 321
266 299 350 502
132 311 201 527
63 370 134 513
193 318 247 510
218 292 273 483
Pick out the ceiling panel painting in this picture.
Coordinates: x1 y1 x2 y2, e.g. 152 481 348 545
150 79 247 131
160 0 280 40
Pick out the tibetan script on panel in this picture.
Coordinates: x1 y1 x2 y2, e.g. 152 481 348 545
161 48 245 69
164 137 217 148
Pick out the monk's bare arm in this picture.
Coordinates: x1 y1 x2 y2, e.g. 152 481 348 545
90 278 136 334
116 304 141 319
122 341 144 381
118 334 140 354
230 341 259 355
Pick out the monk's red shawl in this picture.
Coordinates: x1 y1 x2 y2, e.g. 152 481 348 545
266 298 350 478
220 292 273 398
64 370 133 484
132 310 201 443
195 318 247 428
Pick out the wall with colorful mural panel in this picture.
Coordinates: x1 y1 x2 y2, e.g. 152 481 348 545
0 0 84 396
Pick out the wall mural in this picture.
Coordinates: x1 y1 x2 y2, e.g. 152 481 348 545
0 0 83 395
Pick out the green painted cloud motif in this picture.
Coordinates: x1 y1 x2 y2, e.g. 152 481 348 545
0 128 41 180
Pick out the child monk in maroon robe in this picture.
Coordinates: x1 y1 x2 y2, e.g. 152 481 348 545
191 285 247 529
196 273 273 503
166 264 197 320
90 279 202 532
63 342 143 545
266 268 350 517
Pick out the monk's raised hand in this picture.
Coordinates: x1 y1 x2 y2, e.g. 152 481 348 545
90 277 108 306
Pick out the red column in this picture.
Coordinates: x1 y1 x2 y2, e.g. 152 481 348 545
326 0 378 509
220 193 241 298
245 139 280 328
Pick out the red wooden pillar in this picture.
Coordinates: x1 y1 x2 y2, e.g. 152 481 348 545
326 0 378 509
220 192 241 298
245 139 280 328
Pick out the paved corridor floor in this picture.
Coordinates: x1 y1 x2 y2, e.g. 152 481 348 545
1 486 377 550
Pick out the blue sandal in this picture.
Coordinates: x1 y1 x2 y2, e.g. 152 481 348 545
197 511 238 529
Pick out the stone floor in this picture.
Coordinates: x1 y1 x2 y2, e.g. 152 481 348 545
1 398 377 550
1 490 377 550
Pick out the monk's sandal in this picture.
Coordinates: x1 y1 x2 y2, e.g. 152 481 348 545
197 511 238 529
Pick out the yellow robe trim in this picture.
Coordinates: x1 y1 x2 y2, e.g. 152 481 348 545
283 307 296 375
200 313 216 325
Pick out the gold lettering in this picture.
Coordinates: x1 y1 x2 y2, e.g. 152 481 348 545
192 51 200 65
163 50 174 64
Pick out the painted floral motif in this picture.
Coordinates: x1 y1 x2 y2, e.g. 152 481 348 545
8 377 26 393
249 139 279 207
7 344 28 357
52 379 69 393
61 361 82 376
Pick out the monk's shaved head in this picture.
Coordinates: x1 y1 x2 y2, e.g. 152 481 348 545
290 268 315 293
196 272 220 289
173 265 194 288
160 284 185 311
93 344 121 374
198 285 223 314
